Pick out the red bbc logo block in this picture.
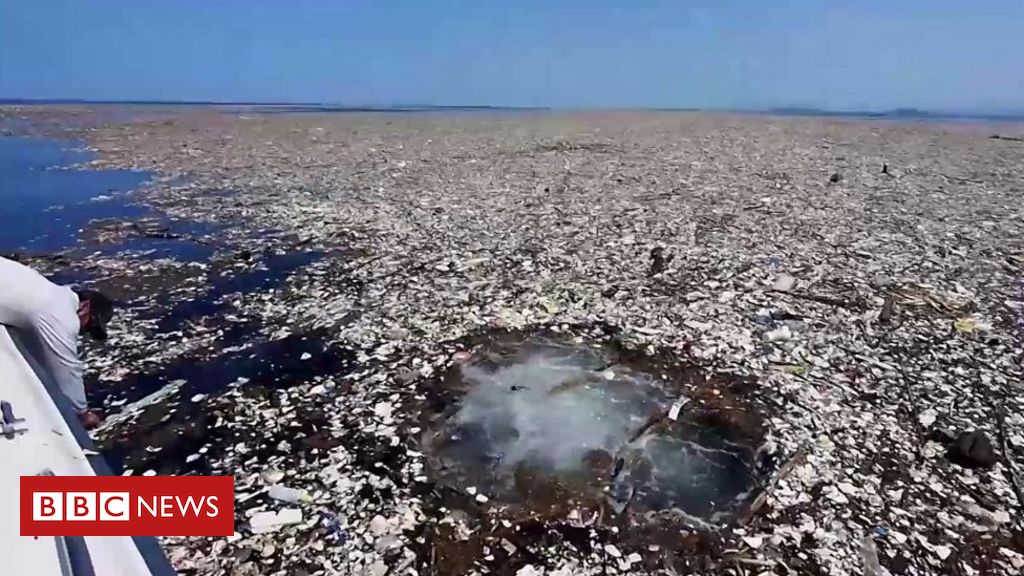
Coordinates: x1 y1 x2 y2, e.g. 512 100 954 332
21 476 234 536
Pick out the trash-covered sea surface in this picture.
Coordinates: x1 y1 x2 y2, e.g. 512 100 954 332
1 104 1023 575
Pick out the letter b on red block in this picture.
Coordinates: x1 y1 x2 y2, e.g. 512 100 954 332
33 492 64 521
66 492 96 521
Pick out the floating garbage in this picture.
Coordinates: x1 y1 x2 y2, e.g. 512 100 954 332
267 484 311 503
249 508 303 534
9 105 1021 576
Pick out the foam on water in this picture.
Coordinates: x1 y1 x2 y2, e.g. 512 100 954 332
454 344 666 472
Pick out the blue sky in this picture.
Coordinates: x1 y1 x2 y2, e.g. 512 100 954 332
1 0 1022 111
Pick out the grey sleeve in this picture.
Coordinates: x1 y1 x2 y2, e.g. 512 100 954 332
33 318 88 412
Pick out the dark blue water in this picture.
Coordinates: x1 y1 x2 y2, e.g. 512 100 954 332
97 325 354 475
0 136 326 343
155 250 323 333
0 137 335 404
0 136 149 253
149 249 319 334
0 136 218 261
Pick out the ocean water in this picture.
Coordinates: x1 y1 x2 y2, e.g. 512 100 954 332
0 136 149 254
0 136 220 262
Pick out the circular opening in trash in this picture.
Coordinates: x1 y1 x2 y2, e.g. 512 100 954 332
421 330 767 526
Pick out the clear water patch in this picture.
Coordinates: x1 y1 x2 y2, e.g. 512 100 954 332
0 136 150 254
421 330 768 527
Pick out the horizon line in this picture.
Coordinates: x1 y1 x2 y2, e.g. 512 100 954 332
2 98 1023 120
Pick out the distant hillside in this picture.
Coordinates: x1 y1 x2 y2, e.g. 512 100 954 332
767 107 1024 122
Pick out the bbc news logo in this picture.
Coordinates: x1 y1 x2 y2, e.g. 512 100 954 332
21 476 234 536
33 491 220 521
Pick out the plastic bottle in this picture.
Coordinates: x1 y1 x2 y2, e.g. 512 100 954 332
267 485 310 503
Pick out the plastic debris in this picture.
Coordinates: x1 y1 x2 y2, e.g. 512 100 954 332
261 469 285 484
267 485 311 503
250 508 303 534
668 396 689 421
772 274 797 292
861 535 882 576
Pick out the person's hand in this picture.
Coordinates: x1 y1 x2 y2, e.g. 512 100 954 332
78 409 101 430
